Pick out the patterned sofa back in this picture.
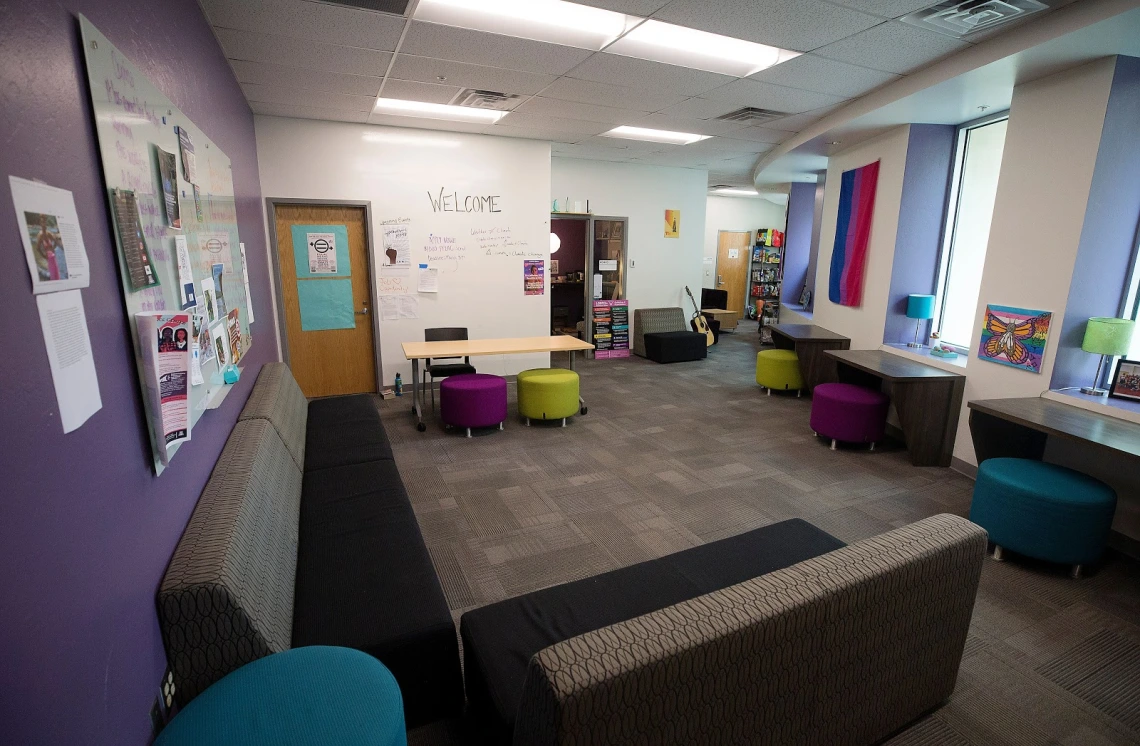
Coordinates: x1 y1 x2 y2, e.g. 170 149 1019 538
514 514 987 746
157 366 307 706
236 362 308 470
632 307 687 358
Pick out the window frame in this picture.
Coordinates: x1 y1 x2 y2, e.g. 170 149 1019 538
931 110 1010 352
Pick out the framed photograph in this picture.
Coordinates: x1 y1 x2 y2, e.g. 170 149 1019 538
1109 359 1140 401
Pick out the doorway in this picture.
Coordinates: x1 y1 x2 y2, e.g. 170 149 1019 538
550 216 588 336
269 201 379 398
715 230 752 316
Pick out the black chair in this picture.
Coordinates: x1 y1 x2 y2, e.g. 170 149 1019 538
425 327 476 411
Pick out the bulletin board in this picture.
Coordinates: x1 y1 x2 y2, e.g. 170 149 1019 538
79 16 252 474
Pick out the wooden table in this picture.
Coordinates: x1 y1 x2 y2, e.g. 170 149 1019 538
825 350 965 467
701 308 739 331
968 397 1140 463
401 335 595 431
770 324 851 391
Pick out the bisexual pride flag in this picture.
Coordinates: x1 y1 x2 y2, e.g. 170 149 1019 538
828 160 880 307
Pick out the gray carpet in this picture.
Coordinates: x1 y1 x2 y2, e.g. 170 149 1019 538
378 331 1140 745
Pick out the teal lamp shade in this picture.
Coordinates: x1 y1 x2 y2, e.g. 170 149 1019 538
906 294 936 320
1081 317 1134 355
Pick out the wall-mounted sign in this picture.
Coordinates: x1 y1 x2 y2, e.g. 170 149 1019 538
598 259 618 271
592 300 629 359
664 209 680 238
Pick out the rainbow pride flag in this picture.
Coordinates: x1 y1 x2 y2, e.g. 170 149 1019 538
828 160 880 307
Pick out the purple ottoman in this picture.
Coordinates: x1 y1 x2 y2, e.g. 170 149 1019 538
809 383 890 451
440 374 508 437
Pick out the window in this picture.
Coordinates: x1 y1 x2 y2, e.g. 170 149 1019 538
933 115 1009 349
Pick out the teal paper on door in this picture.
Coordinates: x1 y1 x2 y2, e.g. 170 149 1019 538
291 224 351 278
297 279 356 331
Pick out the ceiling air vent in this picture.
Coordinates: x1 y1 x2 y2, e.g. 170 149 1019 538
900 0 1050 38
716 107 789 124
451 89 522 111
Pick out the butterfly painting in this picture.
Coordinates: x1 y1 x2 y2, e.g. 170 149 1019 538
977 304 1052 373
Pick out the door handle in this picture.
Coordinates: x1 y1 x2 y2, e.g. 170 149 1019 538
717 275 723 286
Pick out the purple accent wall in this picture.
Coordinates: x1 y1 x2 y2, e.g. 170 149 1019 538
802 174 826 313
0 3 271 744
884 124 956 345
782 181 815 306
1051 56 1140 390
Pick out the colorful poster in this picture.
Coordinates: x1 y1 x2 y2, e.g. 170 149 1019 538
524 259 544 295
306 232 338 274
664 209 680 238
592 300 630 359
112 189 159 289
828 160 880 307
226 308 243 365
380 224 411 278
11 176 92 294
156 147 181 229
977 304 1052 373
137 313 191 464
210 320 229 369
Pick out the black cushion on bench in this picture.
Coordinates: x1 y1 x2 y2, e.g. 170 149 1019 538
459 518 844 741
304 394 394 471
643 330 708 363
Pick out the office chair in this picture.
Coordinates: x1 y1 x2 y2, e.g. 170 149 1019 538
424 327 476 412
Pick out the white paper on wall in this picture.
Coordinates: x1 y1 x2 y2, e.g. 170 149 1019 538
12 176 92 294
36 290 102 433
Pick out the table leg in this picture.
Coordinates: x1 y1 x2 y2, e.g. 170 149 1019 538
569 350 587 415
412 358 425 432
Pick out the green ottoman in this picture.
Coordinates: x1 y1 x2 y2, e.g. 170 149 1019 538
156 647 406 746
969 458 1116 578
755 349 804 396
517 368 580 426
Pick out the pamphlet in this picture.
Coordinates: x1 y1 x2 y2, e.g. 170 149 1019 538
177 126 196 185
226 307 242 365
156 147 181 229
136 313 191 464
111 189 159 289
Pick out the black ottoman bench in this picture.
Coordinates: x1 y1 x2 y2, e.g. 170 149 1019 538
643 330 708 363
459 519 845 743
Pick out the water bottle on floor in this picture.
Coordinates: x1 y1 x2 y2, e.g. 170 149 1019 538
395 372 403 396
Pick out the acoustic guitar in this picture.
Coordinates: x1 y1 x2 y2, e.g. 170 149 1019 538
685 286 714 347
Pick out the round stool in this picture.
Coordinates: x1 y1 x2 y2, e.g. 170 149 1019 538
809 382 889 450
156 647 406 746
970 457 1116 578
517 368 580 426
440 373 508 437
755 349 804 395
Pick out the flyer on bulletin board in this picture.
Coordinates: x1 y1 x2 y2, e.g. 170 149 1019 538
524 259 544 295
136 313 192 465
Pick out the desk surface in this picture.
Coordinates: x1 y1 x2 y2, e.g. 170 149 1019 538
826 349 964 381
701 308 736 315
771 323 849 342
402 335 594 360
969 397 1140 459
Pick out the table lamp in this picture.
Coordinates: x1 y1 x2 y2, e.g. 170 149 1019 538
906 294 936 348
1080 317 1135 395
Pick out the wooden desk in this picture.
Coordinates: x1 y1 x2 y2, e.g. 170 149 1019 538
401 335 594 431
968 397 1140 464
701 308 739 331
770 324 851 391
825 350 965 467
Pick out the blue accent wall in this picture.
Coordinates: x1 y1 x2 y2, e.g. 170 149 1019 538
1052 56 1140 390
783 181 816 305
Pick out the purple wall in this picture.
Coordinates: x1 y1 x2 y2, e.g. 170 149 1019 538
0 3 271 744
782 181 815 306
1051 56 1140 390
884 124 955 345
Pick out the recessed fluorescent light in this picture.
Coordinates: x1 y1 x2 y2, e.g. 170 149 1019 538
606 19 800 77
375 98 506 123
713 187 760 196
602 125 710 145
414 0 637 51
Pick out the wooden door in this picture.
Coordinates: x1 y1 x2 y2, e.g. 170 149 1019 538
273 204 376 398
715 230 752 314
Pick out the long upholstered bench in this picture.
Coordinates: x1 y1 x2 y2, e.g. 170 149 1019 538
156 363 462 728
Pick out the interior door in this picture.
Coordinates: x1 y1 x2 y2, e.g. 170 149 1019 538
273 203 376 398
715 230 752 314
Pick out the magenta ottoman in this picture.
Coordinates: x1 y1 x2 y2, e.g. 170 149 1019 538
440 373 508 437
809 382 890 450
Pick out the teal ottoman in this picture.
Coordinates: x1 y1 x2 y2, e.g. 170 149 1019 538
969 458 1116 578
156 647 406 746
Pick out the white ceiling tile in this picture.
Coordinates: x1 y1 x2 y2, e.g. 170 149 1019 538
366 113 490 134
513 97 647 125
241 83 376 112
381 79 464 104
719 126 792 144
566 53 735 98
571 0 672 14
824 0 943 19
654 97 750 120
496 112 610 136
701 79 848 114
388 55 557 95
576 136 674 154
748 54 899 98
813 21 970 74
761 104 844 131
653 0 882 52
631 152 714 169
552 150 639 165
200 0 405 50
400 22 593 76
214 28 392 77
249 101 369 124
676 138 774 157
628 113 749 136
483 123 584 144
539 77 688 111
229 60 382 97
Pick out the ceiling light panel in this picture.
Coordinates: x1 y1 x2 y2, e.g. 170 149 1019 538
601 125 711 145
713 187 760 196
414 0 637 50
375 98 507 122
606 19 800 77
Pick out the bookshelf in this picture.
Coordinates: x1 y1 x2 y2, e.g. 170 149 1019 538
750 228 784 345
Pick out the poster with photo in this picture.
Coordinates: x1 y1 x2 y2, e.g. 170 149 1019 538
210 321 229 369
1110 360 1140 402
227 308 243 365
136 313 191 465
11 176 91 294
200 276 218 323
177 126 196 185
111 189 159 289
524 259 544 295
156 147 181 229
211 263 227 318
197 313 216 366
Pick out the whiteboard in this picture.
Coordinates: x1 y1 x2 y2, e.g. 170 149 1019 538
80 16 252 474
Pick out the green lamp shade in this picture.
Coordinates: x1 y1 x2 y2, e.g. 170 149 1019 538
906 294 936 320
1081 317 1134 355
